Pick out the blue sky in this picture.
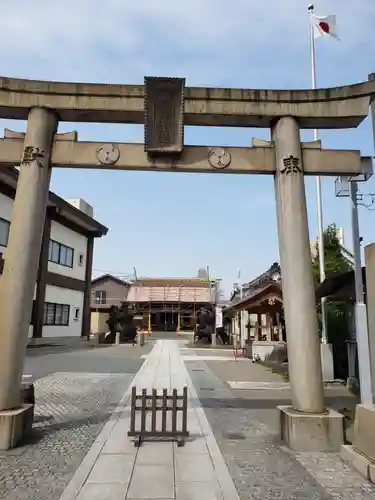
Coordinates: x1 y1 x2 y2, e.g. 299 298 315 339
1 1 375 295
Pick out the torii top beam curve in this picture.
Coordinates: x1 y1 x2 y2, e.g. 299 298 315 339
0 74 374 128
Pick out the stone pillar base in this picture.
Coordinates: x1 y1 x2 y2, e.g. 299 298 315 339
0 404 34 450
320 343 335 381
341 445 375 484
278 405 344 452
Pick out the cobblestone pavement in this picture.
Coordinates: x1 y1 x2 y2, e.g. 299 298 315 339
0 372 133 500
185 356 375 500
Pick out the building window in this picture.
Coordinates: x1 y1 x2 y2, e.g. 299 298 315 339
94 290 107 305
0 218 10 247
43 302 70 326
48 240 74 268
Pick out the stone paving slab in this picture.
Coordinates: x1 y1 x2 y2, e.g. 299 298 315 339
175 481 223 500
228 381 290 390
181 355 248 362
127 463 174 498
75 483 128 500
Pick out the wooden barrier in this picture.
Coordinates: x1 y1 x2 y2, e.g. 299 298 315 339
128 386 189 446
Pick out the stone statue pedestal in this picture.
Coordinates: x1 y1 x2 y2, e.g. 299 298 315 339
278 406 344 452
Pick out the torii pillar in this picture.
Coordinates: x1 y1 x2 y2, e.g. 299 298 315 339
0 107 58 450
273 117 344 451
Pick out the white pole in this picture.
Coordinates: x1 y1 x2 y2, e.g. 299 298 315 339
350 181 373 403
309 5 328 344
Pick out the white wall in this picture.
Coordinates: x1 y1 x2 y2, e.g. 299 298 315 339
0 192 13 256
49 221 87 280
0 190 35 335
0 191 88 339
42 285 84 338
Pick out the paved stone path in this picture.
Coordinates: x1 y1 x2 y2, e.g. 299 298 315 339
62 339 238 500
2 339 374 499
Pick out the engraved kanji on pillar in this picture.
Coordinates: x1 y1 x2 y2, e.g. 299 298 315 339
280 154 302 175
21 146 46 168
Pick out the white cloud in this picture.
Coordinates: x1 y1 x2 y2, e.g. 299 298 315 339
0 1 373 87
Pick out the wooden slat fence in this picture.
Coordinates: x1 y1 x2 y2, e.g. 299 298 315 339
128 386 189 446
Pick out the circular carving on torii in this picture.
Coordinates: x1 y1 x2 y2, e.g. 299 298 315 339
96 143 120 165
208 148 231 169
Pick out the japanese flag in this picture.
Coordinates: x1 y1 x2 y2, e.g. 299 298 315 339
310 14 339 40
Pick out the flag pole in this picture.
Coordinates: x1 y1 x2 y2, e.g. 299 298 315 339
308 4 328 344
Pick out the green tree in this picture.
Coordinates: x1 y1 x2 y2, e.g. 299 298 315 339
312 223 353 285
313 223 353 378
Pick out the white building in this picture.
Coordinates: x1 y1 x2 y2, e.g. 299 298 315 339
0 167 108 340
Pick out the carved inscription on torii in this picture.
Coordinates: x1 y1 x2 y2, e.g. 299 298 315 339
144 77 185 156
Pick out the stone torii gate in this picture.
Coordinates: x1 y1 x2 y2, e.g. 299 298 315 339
0 75 374 452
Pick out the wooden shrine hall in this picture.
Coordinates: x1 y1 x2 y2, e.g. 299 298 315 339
225 262 285 342
125 277 215 332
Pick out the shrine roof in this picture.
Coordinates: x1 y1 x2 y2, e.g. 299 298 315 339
227 262 282 311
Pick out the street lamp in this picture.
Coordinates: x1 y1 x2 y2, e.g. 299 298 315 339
335 158 373 404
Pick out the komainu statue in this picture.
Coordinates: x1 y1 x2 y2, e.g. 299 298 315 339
106 303 137 344
194 308 214 342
